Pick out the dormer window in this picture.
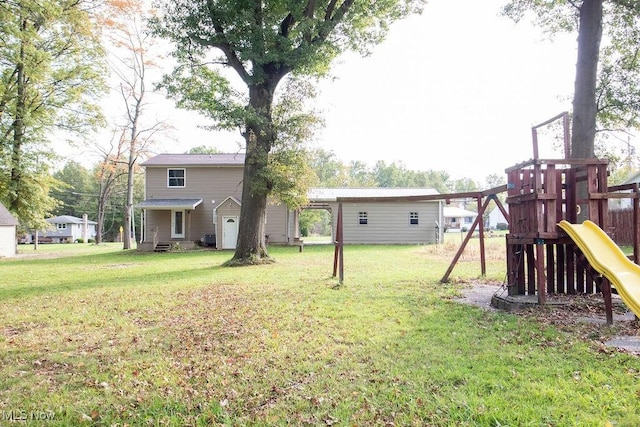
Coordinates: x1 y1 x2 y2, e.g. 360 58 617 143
168 168 185 187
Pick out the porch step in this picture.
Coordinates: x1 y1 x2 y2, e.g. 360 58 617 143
154 242 172 252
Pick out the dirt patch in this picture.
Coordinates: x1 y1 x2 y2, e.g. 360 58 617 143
454 282 640 354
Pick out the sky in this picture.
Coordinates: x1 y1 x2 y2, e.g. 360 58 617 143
72 0 584 185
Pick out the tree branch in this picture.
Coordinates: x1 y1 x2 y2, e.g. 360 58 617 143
204 0 250 83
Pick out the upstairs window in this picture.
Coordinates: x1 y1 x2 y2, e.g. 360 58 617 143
57 223 67 230
168 168 185 187
410 212 419 225
358 211 368 225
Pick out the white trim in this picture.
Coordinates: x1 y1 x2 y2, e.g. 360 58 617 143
171 209 185 238
167 168 186 188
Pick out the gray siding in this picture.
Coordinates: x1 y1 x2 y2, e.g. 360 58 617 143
143 166 244 245
329 201 441 244
265 203 290 243
142 165 292 246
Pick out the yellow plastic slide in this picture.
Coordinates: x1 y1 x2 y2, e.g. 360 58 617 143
558 220 640 317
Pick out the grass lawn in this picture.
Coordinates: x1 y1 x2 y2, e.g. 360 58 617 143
1 240 639 426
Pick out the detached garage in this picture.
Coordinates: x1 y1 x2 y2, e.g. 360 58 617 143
308 188 444 245
0 202 18 258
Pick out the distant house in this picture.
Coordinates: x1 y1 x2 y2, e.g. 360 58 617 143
610 171 640 210
0 202 18 257
487 204 509 229
443 206 477 232
308 188 443 245
40 215 97 243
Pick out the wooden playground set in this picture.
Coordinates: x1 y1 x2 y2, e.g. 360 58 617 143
332 113 640 324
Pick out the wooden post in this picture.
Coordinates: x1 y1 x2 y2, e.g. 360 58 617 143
535 239 547 304
601 277 613 325
332 202 344 284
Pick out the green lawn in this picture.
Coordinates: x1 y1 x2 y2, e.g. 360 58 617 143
1 242 639 426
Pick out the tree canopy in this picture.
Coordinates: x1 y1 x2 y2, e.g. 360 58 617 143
0 0 106 229
503 0 640 161
151 0 427 264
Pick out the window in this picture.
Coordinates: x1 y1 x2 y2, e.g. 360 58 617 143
57 223 67 230
410 212 419 225
168 168 185 187
358 211 368 225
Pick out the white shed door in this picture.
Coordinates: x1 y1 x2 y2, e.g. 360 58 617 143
222 217 238 249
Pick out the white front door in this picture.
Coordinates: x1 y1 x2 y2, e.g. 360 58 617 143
171 210 185 238
222 216 238 249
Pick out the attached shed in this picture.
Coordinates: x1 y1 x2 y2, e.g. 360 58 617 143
308 188 443 244
0 202 18 257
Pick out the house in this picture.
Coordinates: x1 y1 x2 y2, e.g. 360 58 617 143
0 202 18 257
443 206 478 232
609 170 640 210
136 153 445 250
136 153 294 251
308 188 443 245
487 204 509 229
39 215 97 243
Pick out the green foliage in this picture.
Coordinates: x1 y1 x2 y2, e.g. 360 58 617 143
0 0 107 228
502 0 640 149
187 145 223 154
51 161 95 217
308 149 458 192
151 0 427 260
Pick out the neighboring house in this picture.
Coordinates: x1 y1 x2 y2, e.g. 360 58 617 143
136 153 293 251
40 215 97 243
610 171 640 210
307 188 443 245
487 204 509 229
443 206 477 232
0 202 18 257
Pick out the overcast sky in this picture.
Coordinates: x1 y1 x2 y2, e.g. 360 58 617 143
79 0 586 185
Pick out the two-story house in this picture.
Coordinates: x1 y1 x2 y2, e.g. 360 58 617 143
136 153 293 251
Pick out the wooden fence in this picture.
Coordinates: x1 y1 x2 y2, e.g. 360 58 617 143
609 208 636 246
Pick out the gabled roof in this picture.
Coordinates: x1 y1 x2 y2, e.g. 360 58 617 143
136 199 203 210
46 215 97 225
141 153 246 167
308 188 439 202
214 196 241 211
622 171 640 185
0 202 18 226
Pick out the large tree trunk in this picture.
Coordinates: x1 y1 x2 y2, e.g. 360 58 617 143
230 82 276 265
571 0 603 222
570 0 603 159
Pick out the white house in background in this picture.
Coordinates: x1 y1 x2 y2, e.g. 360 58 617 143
308 188 444 244
609 170 640 210
0 202 18 257
488 204 509 229
39 215 97 243
443 206 477 232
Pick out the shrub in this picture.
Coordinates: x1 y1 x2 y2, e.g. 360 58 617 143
496 222 508 231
